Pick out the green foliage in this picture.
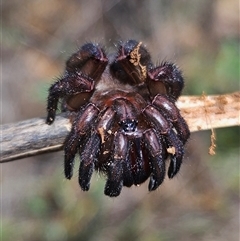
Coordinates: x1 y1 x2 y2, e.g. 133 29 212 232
185 39 239 95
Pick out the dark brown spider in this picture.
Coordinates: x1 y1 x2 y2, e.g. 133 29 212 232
46 40 190 197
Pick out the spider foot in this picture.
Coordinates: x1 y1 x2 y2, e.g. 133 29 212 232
79 133 100 191
166 130 184 178
104 162 124 197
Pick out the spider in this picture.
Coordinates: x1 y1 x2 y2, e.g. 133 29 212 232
46 40 190 197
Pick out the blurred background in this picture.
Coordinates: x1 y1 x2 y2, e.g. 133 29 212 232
2 0 239 240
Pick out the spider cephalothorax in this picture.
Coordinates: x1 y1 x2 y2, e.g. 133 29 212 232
46 40 190 197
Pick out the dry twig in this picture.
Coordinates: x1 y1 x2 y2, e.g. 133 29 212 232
1 92 239 163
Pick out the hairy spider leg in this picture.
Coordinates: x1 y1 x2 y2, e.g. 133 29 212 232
147 61 184 101
104 132 127 197
153 94 190 144
46 43 108 124
66 43 108 81
96 107 116 144
113 98 150 185
121 142 135 188
128 137 149 185
46 73 94 124
164 129 184 178
143 129 166 191
64 103 99 179
79 132 101 191
96 102 136 189
143 105 184 179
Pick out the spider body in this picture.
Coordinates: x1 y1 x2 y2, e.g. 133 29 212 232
46 40 190 197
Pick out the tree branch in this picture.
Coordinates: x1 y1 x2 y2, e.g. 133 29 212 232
1 92 239 163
